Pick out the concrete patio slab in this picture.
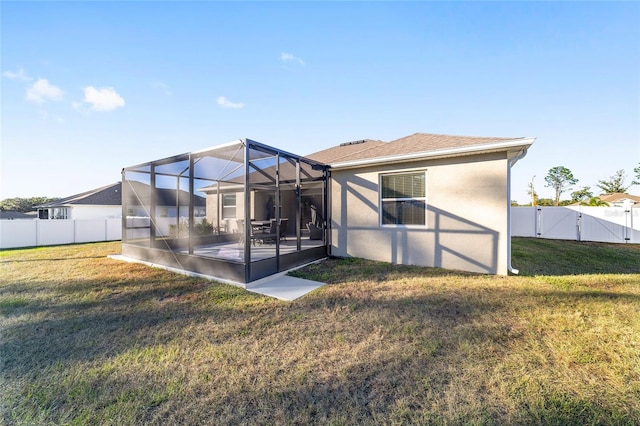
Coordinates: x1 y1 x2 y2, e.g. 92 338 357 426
246 274 325 301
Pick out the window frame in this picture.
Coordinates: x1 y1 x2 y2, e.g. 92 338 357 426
379 169 428 228
52 207 69 220
221 193 237 219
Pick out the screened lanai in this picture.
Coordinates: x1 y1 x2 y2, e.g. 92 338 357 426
121 138 328 283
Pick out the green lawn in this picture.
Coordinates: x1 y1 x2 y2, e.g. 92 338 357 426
1 239 639 425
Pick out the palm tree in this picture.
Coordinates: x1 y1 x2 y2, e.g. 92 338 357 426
579 197 610 207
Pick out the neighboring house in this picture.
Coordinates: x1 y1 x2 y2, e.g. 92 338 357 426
36 182 123 220
307 133 535 275
36 181 207 221
120 133 534 283
595 193 640 208
123 180 207 219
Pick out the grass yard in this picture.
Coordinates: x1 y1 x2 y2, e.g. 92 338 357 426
1 238 639 425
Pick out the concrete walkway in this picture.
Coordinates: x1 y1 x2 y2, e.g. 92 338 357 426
246 273 325 301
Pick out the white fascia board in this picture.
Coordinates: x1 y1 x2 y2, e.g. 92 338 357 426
191 139 246 156
328 138 536 170
198 183 244 193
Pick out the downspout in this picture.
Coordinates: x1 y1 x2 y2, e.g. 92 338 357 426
507 148 528 275
325 168 331 257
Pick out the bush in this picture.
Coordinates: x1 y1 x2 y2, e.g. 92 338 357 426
169 218 215 238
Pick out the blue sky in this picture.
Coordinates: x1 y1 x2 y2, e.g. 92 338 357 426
2 1 639 204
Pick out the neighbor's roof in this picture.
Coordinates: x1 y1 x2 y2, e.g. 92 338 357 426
36 182 122 207
125 181 206 207
306 132 535 168
0 210 36 219
597 193 640 205
38 181 207 208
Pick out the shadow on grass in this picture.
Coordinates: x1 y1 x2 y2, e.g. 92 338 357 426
191 339 623 425
0 275 263 376
186 280 638 424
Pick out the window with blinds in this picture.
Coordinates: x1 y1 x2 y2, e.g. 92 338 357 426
380 172 426 226
222 194 237 219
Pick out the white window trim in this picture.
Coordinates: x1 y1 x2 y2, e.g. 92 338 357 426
222 194 237 219
52 207 70 220
379 169 428 228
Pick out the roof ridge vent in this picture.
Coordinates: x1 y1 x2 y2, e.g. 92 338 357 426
340 139 366 147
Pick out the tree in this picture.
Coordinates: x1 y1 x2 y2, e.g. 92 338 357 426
544 166 578 206
570 186 593 203
537 198 555 206
579 197 610 207
632 163 640 186
0 197 59 212
596 169 629 194
527 180 538 206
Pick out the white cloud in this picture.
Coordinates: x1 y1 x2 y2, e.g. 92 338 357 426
217 96 245 109
26 78 64 104
82 86 125 111
3 67 31 81
280 52 305 66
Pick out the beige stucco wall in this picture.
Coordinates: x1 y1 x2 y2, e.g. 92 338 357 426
328 152 511 275
205 191 246 233
204 190 297 234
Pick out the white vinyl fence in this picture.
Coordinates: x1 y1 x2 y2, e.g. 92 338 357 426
0 218 122 249
512 206 640 243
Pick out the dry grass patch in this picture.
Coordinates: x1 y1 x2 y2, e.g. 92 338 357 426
1 239 639 425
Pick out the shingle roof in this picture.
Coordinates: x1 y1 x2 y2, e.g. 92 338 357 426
124 181 207 207
305 139 387 164
598 193 640 204
306 132 532 165
37 182 123 207
0 210 36 219
37 181 207 208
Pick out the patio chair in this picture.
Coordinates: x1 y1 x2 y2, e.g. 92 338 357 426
258 220 278 245
279 218 288 241
237 219 259 246
307 222 323 240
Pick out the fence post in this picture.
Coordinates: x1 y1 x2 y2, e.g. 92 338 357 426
536 207 542 237
624 207 631 243
577 211 582 242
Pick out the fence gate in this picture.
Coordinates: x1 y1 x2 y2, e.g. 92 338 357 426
512 206 638 244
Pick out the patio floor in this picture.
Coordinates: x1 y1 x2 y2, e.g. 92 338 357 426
176 237 325 262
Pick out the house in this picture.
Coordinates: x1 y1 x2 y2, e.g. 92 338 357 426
36 182 123 220
595 193 640 208
120 133 534 284
35 181 206 224
307 133 535 275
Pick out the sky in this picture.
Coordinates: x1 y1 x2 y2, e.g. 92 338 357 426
2 1 639 204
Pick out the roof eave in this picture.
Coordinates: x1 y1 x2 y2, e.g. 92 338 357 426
328 138 536 170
